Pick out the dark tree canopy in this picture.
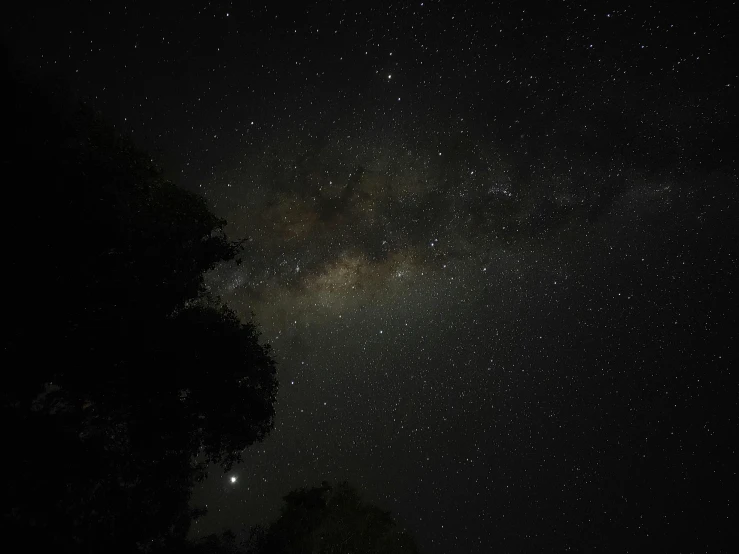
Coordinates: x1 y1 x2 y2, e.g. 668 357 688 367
247 482 420 554
2 62 278 552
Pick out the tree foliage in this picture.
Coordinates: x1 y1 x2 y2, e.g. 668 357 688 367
1 61 278 552
248 482 420 554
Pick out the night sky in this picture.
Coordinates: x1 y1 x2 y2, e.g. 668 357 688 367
4 1 737 552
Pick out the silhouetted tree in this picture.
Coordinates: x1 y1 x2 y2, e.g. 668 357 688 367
1 59 278 552
177 530 242 554
247 482 420 554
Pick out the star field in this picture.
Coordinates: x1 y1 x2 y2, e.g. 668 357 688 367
4 1 736 552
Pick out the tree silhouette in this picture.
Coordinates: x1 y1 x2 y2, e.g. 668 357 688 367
185 530 243 554
247 482 420 554
2 61 278 552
